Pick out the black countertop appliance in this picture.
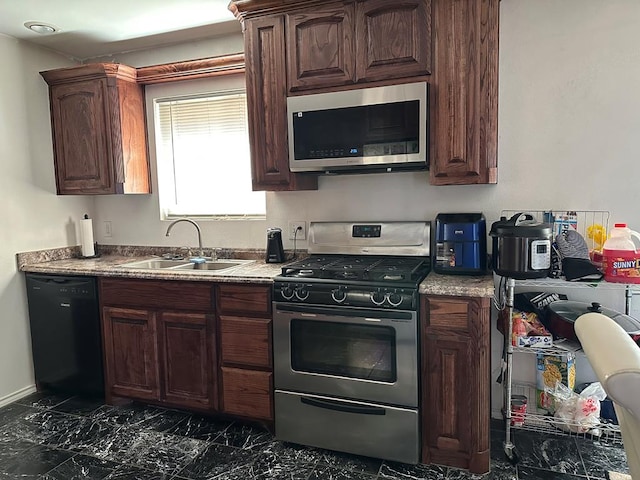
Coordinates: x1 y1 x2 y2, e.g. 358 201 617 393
489 212 553 279
266 227 286 263
434 213 487 275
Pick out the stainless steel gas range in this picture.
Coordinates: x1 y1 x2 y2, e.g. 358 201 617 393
273 221 431 464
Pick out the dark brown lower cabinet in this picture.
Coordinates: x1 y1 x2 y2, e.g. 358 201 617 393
99 278 273 424
220 367 273 421
158 312 216 410
102 306 160 401
421 295 491 474
217 284 273 421
99 278 216 411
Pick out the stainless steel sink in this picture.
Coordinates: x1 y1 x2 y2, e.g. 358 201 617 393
120 259 191 269
172 261 244 271
119 258 254 272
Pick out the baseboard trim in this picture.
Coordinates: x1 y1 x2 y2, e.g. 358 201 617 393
607 472 632 480
0 385 37 408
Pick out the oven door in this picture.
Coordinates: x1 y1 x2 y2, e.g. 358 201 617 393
273 302 418 407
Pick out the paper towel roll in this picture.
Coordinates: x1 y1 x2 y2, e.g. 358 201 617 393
81 215 95 257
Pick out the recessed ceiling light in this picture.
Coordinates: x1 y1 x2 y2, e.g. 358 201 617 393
24 22 59 34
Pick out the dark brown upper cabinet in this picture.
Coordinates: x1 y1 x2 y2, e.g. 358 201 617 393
229 0 499 187
286 3 355 91
243 16 318 191
286 0 431 92
356 0 432 82
40 63 150 195
429 0 499 185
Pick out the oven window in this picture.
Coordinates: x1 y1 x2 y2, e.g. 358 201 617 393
290 320 397 383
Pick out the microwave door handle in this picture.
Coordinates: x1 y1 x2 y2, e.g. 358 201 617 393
300 397 386 416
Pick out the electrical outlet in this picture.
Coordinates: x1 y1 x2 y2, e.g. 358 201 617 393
104 221 112 238
288 221 307 240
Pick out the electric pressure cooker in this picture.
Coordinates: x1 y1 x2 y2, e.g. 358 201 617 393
490 212 553 279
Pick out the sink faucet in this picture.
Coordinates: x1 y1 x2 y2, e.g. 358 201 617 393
165 218 204 258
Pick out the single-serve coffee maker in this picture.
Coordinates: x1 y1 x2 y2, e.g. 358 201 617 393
266 227 285 263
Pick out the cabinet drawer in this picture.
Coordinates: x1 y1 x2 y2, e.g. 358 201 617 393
220 316 272 369
221 367 273 421
100 278 212 311
217 284 271 316
426 298 469 331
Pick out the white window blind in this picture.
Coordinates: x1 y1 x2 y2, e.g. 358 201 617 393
153 87 265 218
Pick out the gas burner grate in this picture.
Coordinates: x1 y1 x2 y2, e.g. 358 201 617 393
280 255 431 284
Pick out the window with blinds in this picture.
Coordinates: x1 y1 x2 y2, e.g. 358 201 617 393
152 85 265 218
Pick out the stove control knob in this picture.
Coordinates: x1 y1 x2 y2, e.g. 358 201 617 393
331 287 347 304
295 286 310 301
387 290 403 307
371 289 386 306
280 285 294 300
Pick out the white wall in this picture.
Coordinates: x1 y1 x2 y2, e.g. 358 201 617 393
92 1 640 253
0 34 92 403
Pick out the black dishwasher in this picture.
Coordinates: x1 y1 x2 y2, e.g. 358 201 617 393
25 273 104 397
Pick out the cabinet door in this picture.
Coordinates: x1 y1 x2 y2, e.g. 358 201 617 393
102 306 160 401
221 367 273 421
158 312 216 410
244 16 317 191
49 80 113 194
286 3 355 91
430 0 499 185
355 0 432 83
423 332 473 469
421 295 491 474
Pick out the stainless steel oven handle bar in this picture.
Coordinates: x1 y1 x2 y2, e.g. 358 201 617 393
300 396 386 416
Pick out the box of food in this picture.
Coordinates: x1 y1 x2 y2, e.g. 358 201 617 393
516 335 553 348
498 309 553 348
552 211 578 237
536 353 576 411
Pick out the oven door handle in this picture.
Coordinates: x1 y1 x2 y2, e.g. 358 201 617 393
300 396 386 416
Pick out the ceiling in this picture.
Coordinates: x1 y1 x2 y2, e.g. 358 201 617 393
0 0 241 60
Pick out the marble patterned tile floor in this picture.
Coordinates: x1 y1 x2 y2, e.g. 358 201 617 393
0 392 630 479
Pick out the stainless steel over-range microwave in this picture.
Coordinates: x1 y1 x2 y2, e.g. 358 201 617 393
287 82 428 173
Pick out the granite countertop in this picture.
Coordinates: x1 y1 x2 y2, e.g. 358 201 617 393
419 271 495 298
17 245 495 296
17 246 288 284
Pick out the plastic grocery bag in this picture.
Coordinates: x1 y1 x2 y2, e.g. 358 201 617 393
547 381 606 433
